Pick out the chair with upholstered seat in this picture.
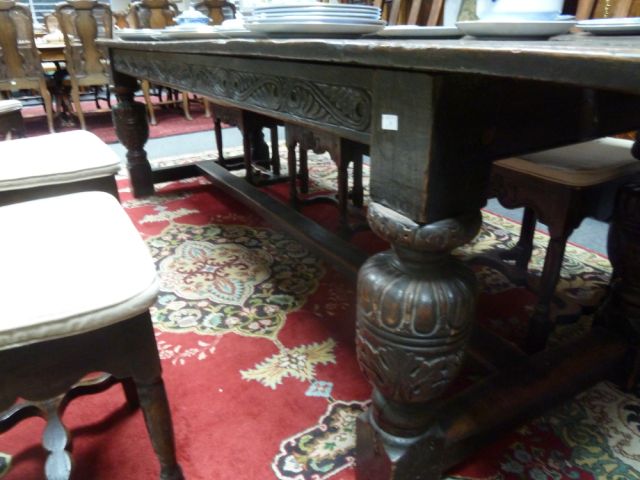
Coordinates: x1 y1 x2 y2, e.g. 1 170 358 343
0 191 183 480
55 0 113 130
0 0 55 134
489 138 640 352
0 99 25 140
487 0 640 353
0 130 120 205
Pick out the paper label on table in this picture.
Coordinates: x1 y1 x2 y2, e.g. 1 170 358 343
381 114 398 131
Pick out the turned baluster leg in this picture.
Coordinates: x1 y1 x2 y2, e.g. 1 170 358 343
42 396 72 480
356 202 482 480
111 70 153 198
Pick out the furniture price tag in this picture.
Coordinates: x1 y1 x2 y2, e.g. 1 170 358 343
381 114 399 131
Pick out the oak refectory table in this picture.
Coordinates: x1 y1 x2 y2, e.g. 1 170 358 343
101 35 640 480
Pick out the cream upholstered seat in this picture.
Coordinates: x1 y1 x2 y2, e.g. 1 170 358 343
0 192 157 349
0 99 22 114
489 135 640 353
494 138 638 187
0 99 25 140
0 130 121 204
0 191 183 480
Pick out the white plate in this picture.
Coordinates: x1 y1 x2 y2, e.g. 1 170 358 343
253 3 380 12
251 10 381 19
249 17 385 25
218 28 265 37
374 25 462 38
115 28 160 40
162 30 227 39
576 17 640 35
577 17 640 26
456 20 575 38
246 21 385 35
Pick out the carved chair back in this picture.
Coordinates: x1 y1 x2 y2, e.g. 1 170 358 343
193 0 236 25
0 0 46 89
373 0 443 26
56 1 112 82
128 0 180 29
576 0 637 18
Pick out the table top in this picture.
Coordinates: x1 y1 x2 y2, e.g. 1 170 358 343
101 34 640 93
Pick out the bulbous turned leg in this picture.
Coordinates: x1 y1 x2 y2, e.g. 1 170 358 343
356 202 482 480
112 74 153 198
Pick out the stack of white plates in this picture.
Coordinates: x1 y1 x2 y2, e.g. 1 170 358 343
245 3 384 35
576 17 640 35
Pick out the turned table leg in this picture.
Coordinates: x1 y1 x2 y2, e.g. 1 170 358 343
111 70 153 198
356 202 482 480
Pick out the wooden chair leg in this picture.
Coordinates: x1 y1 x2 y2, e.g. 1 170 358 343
141 80 157 126
525 229 571 352
498 207 536 264
40 78 55 133
352 154 364 208
241 123 255 184
287 142 299 206
213 116 225 163
70 83 86 130
299 148 309 194
270 126 280 175
203 99 211 118
181 91 192 121
121 377 140 410
337 156 350 225
136 378 184 480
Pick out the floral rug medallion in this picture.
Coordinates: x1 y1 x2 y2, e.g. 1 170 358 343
146 217 325 339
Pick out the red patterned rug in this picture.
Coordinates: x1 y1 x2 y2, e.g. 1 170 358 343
1 150 638 480
21 97 213 144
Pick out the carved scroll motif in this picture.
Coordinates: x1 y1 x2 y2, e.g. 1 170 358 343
112 52 372 132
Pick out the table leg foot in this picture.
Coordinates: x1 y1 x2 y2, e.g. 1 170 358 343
356 396 445 480
355 202 481 480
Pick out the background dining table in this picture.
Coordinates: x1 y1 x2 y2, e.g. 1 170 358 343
100 33 640 480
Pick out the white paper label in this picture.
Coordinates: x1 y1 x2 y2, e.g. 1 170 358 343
381 114 398 131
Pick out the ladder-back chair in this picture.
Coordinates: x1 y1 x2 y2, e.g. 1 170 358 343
0 0 55 133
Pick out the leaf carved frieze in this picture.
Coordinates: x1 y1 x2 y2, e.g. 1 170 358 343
113 52 371 132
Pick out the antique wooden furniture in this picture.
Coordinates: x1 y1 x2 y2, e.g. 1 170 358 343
0 191 183 480
128 0 192 125
191 0 282 185
487 0 639 352
55 0 113 130
0 130 120 205
285 0 446 230
0 0 55 133
102 34 640 480
193 0 235 24
0 99 25 140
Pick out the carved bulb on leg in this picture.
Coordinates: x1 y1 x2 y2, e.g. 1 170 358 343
355 202 481 480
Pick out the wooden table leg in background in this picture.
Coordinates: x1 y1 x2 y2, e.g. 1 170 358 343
111 68 153 198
